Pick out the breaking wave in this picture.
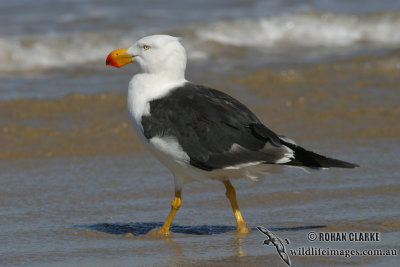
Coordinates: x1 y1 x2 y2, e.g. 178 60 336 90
195 11 400 47
1 11 400 74
0 32 140 73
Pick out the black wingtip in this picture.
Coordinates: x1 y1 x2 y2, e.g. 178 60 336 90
281 140 359 169
318 157 359 168
339 161 360 168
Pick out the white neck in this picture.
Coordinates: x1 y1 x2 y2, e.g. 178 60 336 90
127 72 187 125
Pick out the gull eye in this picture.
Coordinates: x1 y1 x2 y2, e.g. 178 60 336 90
142 44 150 50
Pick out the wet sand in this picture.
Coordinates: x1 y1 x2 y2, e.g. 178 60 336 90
1 51 400 266
2 50 399 160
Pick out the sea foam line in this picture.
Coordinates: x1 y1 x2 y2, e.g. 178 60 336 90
1 11 400 73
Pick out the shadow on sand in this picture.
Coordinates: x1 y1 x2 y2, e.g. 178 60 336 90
75 222 326 236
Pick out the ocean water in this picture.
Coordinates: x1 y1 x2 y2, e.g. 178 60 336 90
1 0 400 98
1 1 400 266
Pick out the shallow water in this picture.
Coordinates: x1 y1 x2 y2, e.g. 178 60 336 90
1 139 399 266
2 56 400 265
1 1 400 266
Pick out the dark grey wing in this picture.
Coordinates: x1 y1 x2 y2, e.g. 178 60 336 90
141 83 287 171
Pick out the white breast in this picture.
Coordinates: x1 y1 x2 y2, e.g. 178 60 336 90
126 73 186 144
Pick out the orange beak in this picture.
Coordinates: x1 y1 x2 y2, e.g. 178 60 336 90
106 48 134 68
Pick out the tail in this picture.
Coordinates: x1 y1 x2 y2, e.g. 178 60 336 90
280 140 359 169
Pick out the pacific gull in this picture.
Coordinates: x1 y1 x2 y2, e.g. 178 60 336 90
106 35 358 235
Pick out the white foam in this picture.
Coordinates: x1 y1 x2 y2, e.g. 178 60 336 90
195 11 400 48
0 32 139 73
0 31 209 74
1 11 400 74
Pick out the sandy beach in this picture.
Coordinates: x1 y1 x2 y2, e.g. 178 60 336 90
2 50 400 266
1 0 400 266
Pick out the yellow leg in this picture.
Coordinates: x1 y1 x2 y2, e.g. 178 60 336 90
157 190 182 236
223 180 251 234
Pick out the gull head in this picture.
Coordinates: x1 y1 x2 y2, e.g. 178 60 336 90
106 35 187 78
